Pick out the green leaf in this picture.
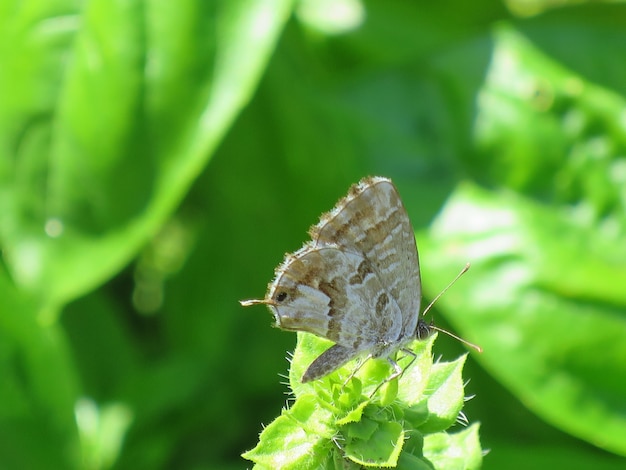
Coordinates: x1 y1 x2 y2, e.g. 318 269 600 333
0 0 293 314
342 416 378 441
75 398 133 469
423 182 626 456
423 423 482 470
402 401 430 430
397 432 433 470
344 421 404 467
335 401 369 426
471 24 626 216
242 394 335 469
517 3 626 96
396 334 435 405
0 267 79 467
420 356 467 433
246 330 481 468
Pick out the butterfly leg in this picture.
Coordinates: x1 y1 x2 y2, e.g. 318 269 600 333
341 353 374 389
369 348 417 397
398 347 417 372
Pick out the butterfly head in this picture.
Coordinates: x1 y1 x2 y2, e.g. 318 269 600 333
415 317 433 340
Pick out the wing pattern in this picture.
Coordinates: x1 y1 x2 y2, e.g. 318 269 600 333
254 176 422 380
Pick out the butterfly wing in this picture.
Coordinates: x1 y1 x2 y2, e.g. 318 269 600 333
309 176 422 340
265 244 404 352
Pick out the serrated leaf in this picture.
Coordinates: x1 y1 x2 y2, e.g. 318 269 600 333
342 416 379 441
242 394 335 469
403 401 430 430
242 412 330 470
419 356 467 433
344 421 404 468
336 401 369 426
285 394 336 439
423 423 482 470
290 333 339 397
396 336 435 405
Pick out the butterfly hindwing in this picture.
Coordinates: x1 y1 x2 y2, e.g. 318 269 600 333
267 245 404 351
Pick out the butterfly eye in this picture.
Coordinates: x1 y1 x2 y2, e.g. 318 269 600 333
416 319 431 340
276 292 288 302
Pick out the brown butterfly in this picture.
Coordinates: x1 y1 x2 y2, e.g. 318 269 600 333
241 176 481 385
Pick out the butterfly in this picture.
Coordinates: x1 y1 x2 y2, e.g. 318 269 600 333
241 176 480 386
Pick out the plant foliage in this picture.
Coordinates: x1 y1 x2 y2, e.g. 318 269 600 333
243 333 482 469
1 0 625 468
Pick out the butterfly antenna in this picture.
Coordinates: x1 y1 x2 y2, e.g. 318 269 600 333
430 324 482 353
421 263 483 353
421 263 470 317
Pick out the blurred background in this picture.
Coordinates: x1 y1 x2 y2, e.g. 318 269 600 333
1 0 626 468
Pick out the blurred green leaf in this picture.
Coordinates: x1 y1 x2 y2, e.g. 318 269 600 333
0 1 293 468
472 24 626 216
1 0 626 468
0 0 292 313
0 266 79 467
423 183 626 456
517 3 626 96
